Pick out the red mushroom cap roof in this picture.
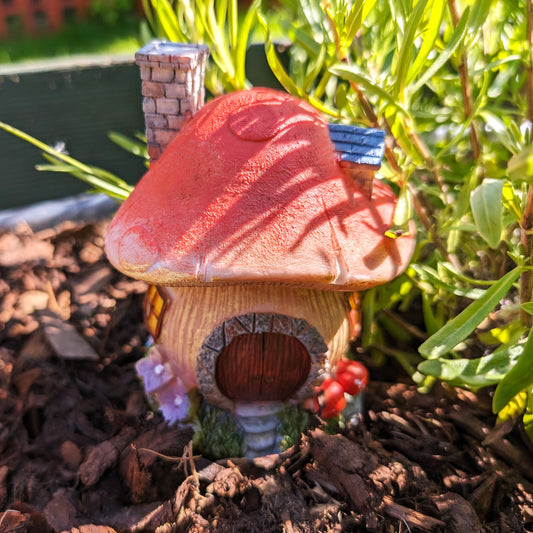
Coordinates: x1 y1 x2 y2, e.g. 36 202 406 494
105 88 415 290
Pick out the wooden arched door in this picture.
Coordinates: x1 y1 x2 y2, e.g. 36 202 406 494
215 332 311 401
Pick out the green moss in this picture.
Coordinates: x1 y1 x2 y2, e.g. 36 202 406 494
277 404 309 450
193 402 243 459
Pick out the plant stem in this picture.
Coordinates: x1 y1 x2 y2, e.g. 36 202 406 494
520 0 533 328
526 0 533 123
448 0 482 166
520 190 533 327
345 77 460 267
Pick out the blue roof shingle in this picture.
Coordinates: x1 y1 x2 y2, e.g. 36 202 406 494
328 124 385 168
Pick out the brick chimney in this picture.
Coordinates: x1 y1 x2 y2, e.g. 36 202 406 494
135 41 210 164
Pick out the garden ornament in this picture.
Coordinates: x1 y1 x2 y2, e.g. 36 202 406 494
105 41 416 458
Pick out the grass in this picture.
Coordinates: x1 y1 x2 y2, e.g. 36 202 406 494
0 16 144 64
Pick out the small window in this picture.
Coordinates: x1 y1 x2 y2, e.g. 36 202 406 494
344 292 360 341
144 285 169 340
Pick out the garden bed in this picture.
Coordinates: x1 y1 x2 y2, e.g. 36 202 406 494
1 220 533 532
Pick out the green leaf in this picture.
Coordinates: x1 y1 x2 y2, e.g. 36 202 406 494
521 302 533 316
235 0 260 89
405 0 445 87
150 0 184 41
419 267 522 359
303 45 327 93
508 145 533 183
259 14 338 117
385 182 413 238
408 263 485 299
393 0 429 98
439 261 500 287
523 392 533 442
205 0 235 80
496 390 527 423
409 6 470 94
501 180 523 221
465 0 492 44
470 178 503 249
418 341 524 389
108 131 148 160
281 20 323 57
341 0 377 54
329 64 408 116
477 320 526 346
0 121 132 201
493 328 533 413
422 291 442 335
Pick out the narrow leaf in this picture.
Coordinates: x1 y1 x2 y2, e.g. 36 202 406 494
418 341 524 389
419 267 522 359
521 302 533 316
259 14 307 97
501 181 523 221
508 145 533 183
393 0 429 98
522 393 533 442
259 14 338 117
406 0 446 86
342 0 377 53
330 64 408 116
410 6 470 93
470 178 503 249
497 390 528 423
151 0 184 41
235 0 260 89
385 182 413 239
493 329 533 413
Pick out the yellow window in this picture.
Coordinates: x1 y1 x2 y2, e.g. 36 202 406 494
144 285 169 340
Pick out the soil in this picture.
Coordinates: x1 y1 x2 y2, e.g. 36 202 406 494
1 221 533 532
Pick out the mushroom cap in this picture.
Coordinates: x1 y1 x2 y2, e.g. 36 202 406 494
105 88 415 290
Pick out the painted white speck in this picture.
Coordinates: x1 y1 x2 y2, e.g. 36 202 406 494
174 395 183 406
154 364 165 375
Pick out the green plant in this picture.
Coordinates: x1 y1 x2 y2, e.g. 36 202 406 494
0 18 141 63
193 402 243 458
256 0 533 435
277 404 310 450
90 0 137 26
0 121 133 201
141 0 262 94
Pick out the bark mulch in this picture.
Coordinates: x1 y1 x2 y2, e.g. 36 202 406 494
1 221 533 532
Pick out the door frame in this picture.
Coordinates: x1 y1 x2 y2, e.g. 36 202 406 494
196 312 328 408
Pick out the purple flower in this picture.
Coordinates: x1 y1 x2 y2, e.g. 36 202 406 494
155 378 191 423
135 345 174 393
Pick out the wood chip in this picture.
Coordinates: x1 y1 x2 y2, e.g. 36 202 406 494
432 492 484 533
40 310 99 361
382 495 445 531
79 427 136 487
61 440 83 470
43 489 78 533
0 233 53 267
64 526 118 533
72 266 113 303
449 410 533 482
0 465 9 510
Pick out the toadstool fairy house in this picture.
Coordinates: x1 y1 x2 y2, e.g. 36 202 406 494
105 41 416 457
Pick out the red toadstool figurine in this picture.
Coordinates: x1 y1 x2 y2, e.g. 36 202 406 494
105 41 416 457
